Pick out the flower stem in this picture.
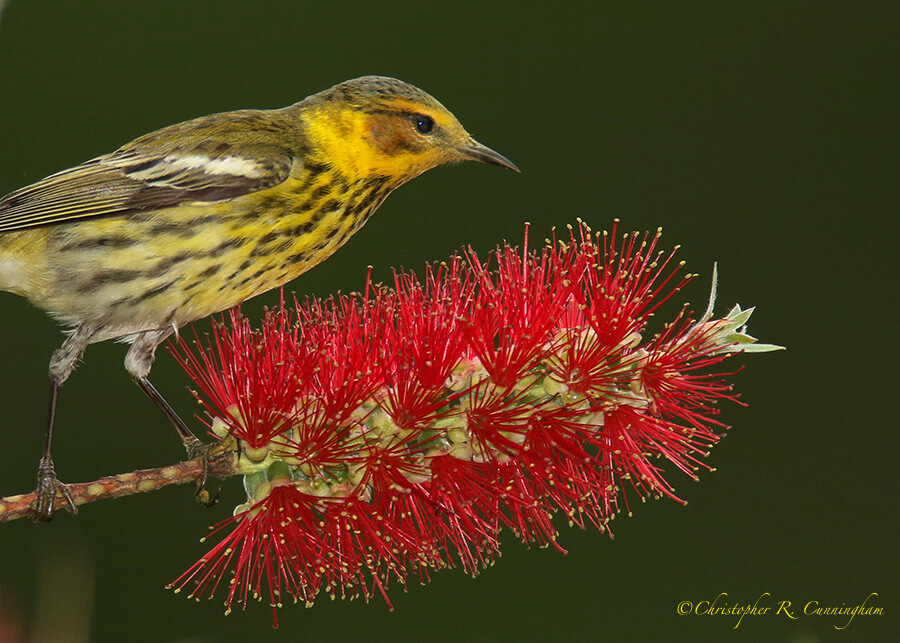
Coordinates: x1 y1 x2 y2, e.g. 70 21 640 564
0 453 235 523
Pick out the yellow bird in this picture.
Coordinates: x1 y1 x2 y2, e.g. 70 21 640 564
0 75 517 520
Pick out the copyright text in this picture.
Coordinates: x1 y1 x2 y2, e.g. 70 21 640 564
676 592 882 630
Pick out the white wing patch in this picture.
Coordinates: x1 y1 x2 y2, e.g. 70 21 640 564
126 154 263 181
177 155 264 178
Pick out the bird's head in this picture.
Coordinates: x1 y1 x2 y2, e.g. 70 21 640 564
299 75 518 183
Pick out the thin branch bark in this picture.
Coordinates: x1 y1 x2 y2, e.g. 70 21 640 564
0 453 235 523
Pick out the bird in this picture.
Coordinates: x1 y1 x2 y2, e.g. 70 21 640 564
0 75 518 521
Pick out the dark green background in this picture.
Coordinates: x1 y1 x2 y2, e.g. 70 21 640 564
0 2 895 641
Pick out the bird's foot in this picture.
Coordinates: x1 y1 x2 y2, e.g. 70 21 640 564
31 457 77 523
184 435 235 508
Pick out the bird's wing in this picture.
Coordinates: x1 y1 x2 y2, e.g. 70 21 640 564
0 113 296 234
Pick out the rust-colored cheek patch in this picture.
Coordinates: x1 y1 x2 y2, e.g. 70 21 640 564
367 115 418 155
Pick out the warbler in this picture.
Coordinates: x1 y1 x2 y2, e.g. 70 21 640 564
0 75 518 521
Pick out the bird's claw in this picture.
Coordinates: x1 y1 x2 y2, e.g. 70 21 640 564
185 436 234 508
32 458 77 523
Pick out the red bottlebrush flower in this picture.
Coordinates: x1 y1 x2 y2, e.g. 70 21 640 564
168 221 781 624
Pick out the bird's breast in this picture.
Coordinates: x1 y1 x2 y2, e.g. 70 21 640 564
10 168 394 339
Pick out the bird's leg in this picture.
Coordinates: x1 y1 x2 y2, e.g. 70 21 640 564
125 329 217 506
132 376 204 455
33 326 97 522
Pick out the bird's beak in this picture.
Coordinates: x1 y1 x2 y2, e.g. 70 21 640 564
459 140 520 172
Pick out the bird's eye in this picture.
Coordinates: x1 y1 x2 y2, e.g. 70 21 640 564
414 114 435 134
